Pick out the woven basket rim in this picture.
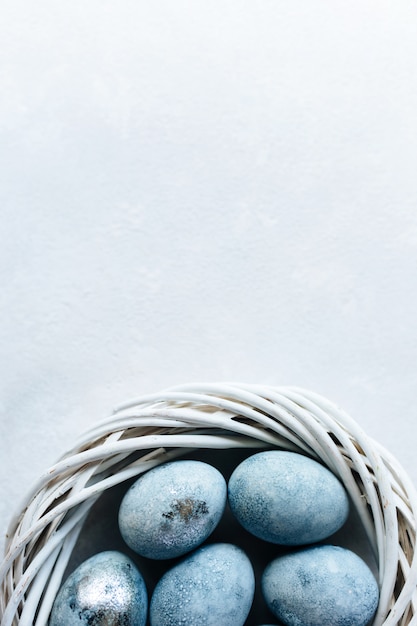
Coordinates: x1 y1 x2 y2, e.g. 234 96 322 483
1 382 417 626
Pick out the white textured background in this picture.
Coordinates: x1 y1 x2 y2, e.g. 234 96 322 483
1 1 417 554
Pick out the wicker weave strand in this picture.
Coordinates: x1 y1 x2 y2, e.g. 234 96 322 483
1 383 417 625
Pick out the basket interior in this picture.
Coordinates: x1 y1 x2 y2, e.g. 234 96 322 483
64 446 378 625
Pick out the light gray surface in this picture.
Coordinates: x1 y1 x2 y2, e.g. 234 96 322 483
1 1 417 557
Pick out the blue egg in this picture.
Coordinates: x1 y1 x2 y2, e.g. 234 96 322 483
49 550 148 626
228 451 349 545
118 460 227 559
150 543 255 626
262 545 379 626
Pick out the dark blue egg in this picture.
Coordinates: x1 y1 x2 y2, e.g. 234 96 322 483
262 545 379 626
118 460 227 559
228 451 349 545
49 551 148 626
150 543 255 625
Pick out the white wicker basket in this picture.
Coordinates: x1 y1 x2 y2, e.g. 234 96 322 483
1 383 417 626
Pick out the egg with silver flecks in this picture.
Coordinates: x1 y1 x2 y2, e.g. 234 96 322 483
262 545 379 626
149 543 255 626
228 451 349 545
118 460 227 559
49 550 148 626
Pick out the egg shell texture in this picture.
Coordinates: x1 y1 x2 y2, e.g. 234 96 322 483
149 542 255 626
228 451 349 545
49 550 148 626
262 545 379 626
118 460 227 559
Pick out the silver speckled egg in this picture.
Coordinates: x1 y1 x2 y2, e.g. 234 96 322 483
118 460 227 559
262 545 379 626
228 451 349 545
150 542 255 626
49 550 148 626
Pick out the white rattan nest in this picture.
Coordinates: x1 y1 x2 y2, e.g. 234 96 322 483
1 383 417 626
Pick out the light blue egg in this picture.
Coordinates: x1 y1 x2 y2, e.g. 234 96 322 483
118 460 227 559
262 545 379 626
228 451 349 545
150 543 255 626
49 550 148 626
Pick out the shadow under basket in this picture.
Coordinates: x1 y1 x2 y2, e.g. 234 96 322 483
1 383 417 626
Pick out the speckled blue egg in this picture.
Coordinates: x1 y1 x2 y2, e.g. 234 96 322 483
262 545 379 626
118 460 227 559
149 543 255 626
228 451 349 545
49 550 148 626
